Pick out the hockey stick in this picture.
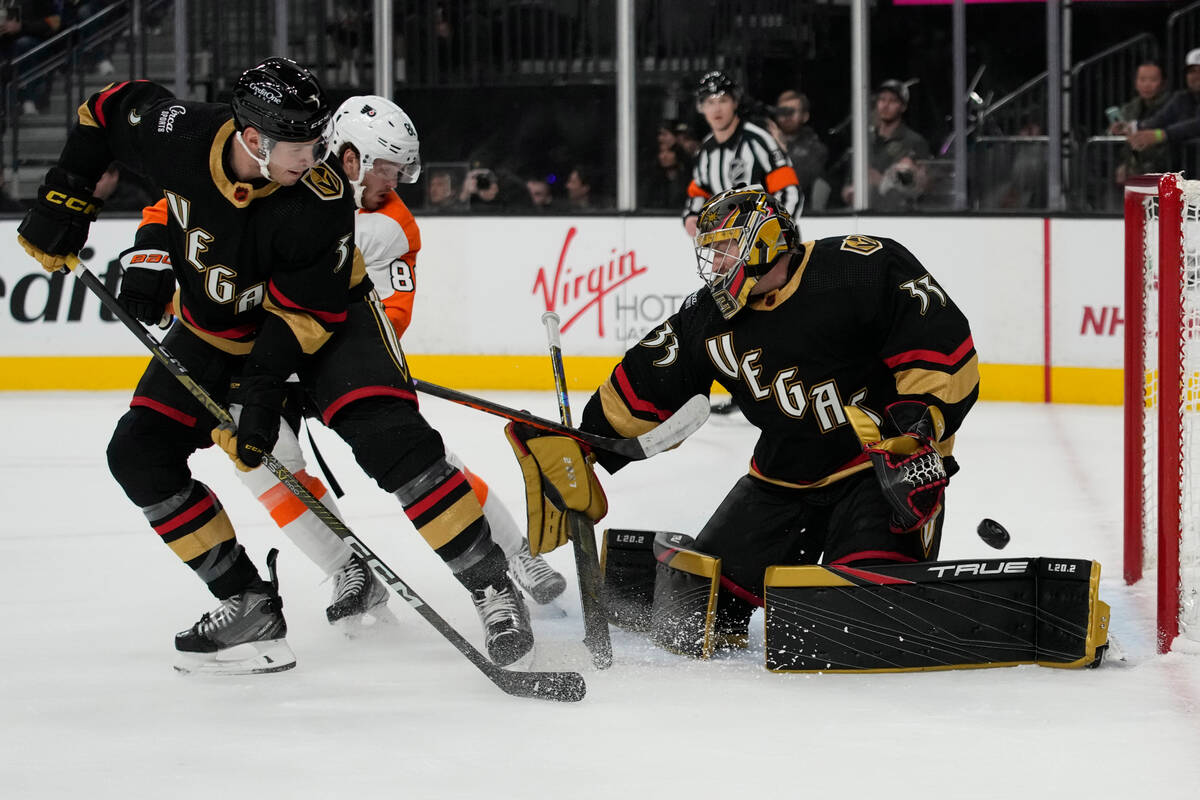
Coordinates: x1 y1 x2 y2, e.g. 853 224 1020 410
540 311 613 670
411 379 709 461
65 257 585 702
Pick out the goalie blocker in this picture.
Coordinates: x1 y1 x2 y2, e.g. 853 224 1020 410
601 530 1110 671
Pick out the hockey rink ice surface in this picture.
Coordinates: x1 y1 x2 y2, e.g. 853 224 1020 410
3 390 1199 799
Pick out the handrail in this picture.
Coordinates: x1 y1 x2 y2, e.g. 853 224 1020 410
1070 33 1157 78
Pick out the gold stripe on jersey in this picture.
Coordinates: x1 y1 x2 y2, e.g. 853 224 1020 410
598 379 658 438
166 510 237 562
263 295 333 355
749 459 873 489
350 246 368 292
748 242 814 312
364 290 410 379
894 354 980 405
208 120 282 208
77 101 99 128
417 494 485 550
172 290 255 354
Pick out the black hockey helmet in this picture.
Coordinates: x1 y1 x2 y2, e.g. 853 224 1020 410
695 70 740 104
232 57 331 142
693 185 799 319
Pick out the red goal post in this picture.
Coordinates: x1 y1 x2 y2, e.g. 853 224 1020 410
1123 172 1200 654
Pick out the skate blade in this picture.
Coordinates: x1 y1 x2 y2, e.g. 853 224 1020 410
334 602 400 639
174 639 297 676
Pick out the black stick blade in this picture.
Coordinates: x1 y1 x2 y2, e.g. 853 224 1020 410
494 668 587 702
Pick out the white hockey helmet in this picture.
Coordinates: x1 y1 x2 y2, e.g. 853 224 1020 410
329 94 421 207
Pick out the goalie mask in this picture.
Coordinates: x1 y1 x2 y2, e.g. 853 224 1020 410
231 57 332 181
694 186 798 319
329 95 422 208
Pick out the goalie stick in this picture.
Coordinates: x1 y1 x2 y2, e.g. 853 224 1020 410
65 257 586 703
540 311 613 670
411 379 709 460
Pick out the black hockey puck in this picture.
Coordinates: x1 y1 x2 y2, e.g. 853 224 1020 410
976 518 1011 550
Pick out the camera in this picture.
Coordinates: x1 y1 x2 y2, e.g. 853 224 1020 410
896 167 914 187
475 172 492 191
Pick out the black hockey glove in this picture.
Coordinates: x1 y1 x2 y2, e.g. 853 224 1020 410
117 247 175 326
16 167 104 273
505 421 608 556
846 401 958 533
212 376 285 472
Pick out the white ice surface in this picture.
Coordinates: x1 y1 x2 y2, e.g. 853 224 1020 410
2 391 1198 798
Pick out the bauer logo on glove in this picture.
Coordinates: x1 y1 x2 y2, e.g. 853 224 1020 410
505 422 607 556
845 403 953 533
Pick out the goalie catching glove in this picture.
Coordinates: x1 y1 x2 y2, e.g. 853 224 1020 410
845 401 958 533
16 167 104 273
505 422 607 556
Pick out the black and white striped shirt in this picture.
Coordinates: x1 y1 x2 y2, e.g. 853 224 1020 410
683 119 803 223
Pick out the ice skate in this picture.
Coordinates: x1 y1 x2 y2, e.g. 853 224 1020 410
472 578 534 667
326 553 394 630
174 549 296 676
509 542 567 605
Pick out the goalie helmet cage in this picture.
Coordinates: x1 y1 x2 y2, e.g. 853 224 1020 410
1123 172 1200 653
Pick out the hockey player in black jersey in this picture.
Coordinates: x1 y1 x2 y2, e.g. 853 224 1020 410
579 185 979 647
15 58 533 674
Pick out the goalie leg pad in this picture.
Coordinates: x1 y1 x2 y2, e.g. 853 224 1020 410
650 533 722 658
763 557 1110 672
600 529 662 632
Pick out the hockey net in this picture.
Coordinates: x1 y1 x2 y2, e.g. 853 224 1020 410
1124 173 1200 653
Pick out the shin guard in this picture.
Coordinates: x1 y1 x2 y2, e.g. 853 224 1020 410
599 529 666 632
650 533 722 658
763 557 1111 672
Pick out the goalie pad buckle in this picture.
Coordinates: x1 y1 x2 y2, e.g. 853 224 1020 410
763 557 1110 673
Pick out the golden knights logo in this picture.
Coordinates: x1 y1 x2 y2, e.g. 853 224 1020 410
840 235 883 255
303 163 344 200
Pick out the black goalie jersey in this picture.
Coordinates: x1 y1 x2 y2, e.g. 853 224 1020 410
580 234 980 486
60 80 362 358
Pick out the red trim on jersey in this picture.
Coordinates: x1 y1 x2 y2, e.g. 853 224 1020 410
613 364 672 421
130 395 198 427
882 335 975 369
320 386 417 424
829 555 919 573
153 492 215 536
93 81 134 128
404 470 468 521
268 280 348 325
178 302 257 340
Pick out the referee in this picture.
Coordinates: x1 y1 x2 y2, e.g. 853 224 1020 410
682 71 802 238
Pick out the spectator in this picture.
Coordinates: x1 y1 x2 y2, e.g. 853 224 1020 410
525 175 562 212
1125 48 1200 158
459 164 523 212
841 79 932 212
674 121 701 159
63 1 116 76
1110 59 1170 184
565 164 609 210
426 166 465 210
768 90 830 211
682 70 802 237
983 115 1047 209
656 119 679 152
642 144 692 210
0 1 63 115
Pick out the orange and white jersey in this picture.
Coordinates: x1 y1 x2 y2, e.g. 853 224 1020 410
357 191 421 337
